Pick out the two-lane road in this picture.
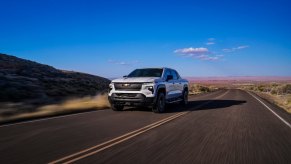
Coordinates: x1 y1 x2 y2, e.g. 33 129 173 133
0 89 291 164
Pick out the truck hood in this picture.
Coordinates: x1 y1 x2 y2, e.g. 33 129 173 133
112 77 161 83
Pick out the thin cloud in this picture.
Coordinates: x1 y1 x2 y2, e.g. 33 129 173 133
108 59 140 66
174 47 222 61
206 42 215 45
223 45 249 52
197 55 220 61
206 38 215 45
174 47 209 56
237 45 249 49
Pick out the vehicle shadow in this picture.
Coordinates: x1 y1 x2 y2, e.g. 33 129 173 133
187 100 246 111
124 100 247 113
165 100 247 113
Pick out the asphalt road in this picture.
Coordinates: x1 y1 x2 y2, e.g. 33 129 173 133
0 89 291 164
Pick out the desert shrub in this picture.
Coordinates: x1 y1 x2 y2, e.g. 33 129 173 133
271 89 277 95
282 84 291 94
264 85 272 92
199 86 210 92
271 83 279 87
260 85 265 92
276 86 284 95
287 95 291 104
189 84 211 93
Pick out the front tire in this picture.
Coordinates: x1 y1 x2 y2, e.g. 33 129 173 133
152 93 166 113
111 104 124 111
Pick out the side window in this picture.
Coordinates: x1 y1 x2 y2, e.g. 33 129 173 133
171 70 178 80
164 69 171 79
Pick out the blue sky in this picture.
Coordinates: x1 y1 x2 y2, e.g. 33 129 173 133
1 0 291 78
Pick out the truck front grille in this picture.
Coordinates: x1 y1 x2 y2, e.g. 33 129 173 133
114 83 142 91
112 93 145 101
115 93 138 98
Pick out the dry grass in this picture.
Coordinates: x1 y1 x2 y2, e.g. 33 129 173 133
254 92 291 113
38 94 110 111
240 83 291 113
0 94 110 123
189 83 219 95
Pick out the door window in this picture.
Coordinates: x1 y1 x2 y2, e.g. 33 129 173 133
164 69 171 79
171 70 178 80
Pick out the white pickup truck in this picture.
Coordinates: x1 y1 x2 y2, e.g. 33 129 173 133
108 68 189 113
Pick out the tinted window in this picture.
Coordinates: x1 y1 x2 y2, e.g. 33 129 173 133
171 70 178 80
164 69 171 79
127 69 163 77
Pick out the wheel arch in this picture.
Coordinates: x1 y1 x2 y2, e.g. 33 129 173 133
156 84 166 94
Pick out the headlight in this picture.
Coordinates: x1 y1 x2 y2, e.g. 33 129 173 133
146 86 154 94
143 83 155 94
108 83 113 92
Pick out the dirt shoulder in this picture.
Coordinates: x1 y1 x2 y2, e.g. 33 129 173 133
252 91 291 114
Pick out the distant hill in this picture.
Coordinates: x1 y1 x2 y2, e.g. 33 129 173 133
0 53 110 102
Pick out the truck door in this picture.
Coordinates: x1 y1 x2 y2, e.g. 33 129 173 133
171 70 183 97
164 69 175 100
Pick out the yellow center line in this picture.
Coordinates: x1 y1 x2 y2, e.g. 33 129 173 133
63 112 187 164
49 112 186 164
49 90 229 164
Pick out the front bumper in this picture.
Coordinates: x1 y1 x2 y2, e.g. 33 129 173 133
108 93 155 106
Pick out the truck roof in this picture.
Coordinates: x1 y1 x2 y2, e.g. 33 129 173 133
135 67 174 70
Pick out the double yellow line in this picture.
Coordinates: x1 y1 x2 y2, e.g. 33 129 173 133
49 112 188 164
49 90 229 164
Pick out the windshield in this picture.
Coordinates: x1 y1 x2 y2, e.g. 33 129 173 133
127 68 163 77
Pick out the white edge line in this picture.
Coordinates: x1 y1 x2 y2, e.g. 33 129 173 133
0 110 105 128
248 91 291 129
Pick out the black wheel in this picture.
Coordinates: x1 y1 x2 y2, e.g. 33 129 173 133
152 92 166 113
111 104 124 111
180 90 188 106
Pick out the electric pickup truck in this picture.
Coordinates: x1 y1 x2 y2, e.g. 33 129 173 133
108 68 189 113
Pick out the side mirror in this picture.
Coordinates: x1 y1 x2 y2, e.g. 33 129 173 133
166 75 173 81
